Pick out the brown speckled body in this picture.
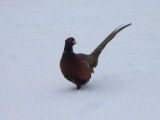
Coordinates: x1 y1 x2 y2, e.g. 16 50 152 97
60 53 92 87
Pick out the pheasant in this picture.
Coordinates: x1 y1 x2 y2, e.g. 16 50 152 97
60 23 131 89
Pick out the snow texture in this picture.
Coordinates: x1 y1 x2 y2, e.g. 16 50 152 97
0 0 160 120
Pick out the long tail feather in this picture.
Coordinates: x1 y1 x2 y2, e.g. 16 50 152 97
91 23 132 57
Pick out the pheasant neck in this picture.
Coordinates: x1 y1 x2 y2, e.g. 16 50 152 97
64 45 74 53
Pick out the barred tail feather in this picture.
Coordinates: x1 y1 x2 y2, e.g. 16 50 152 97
91 23 132 57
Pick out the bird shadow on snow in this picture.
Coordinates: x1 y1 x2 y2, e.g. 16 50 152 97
58 75 126 93
58 83 96 93
57 81 102 94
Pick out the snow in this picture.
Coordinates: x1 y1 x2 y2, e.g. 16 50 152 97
0 0 160 120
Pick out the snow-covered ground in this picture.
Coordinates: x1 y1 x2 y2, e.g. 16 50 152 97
0 0 160 120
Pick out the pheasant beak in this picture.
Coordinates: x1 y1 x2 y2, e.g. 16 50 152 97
73 40 77 45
